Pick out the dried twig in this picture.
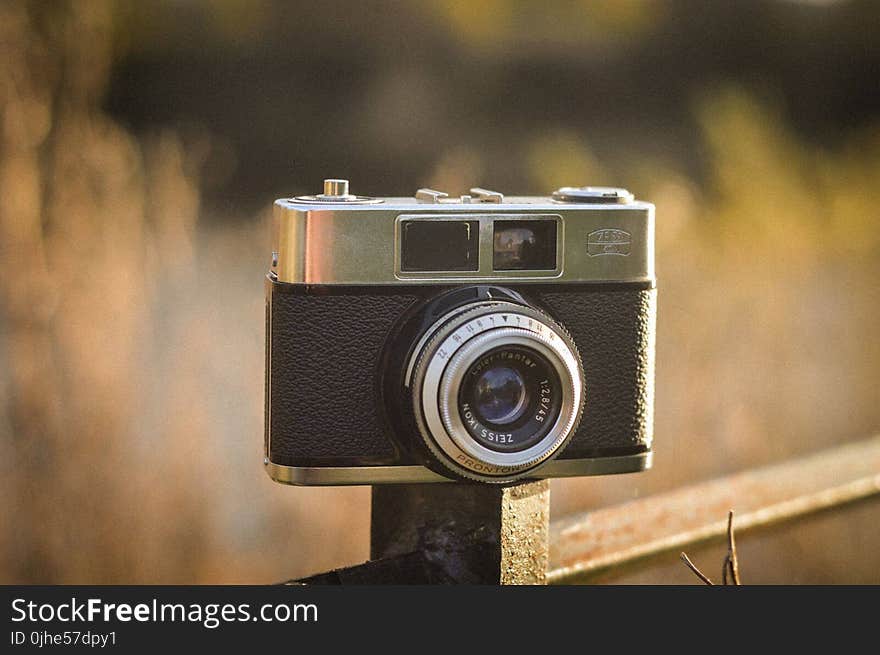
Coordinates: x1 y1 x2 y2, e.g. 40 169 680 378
681 510 742 585
721 510 741 585
679 552 714 585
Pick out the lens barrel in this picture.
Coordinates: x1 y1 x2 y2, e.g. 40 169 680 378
408 300 584 482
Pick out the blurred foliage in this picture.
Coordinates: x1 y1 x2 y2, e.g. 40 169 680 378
1 0 878 584
429 0 659 49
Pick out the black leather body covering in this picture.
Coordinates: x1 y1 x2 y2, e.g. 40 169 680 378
266 279 655 468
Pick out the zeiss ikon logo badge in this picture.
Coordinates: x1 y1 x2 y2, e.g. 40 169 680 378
587 229 632 256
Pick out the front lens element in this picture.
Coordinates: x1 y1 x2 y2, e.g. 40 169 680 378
474 365 528 425
457 345 563 453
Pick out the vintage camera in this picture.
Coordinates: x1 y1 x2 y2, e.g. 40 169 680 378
265 180 656 485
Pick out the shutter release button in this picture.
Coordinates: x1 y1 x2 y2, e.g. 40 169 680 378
290 179 383 204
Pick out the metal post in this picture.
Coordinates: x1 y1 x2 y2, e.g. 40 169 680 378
371 480 550 584
289 480 550 585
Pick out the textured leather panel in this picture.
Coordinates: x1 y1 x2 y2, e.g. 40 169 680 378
269 288 418 464
533 288 655 457
267 283 655 467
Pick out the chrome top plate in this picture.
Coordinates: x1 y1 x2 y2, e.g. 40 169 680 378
271 182 654 286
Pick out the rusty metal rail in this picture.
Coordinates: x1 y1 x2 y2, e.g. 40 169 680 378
547 435 880 583
293 436 879 584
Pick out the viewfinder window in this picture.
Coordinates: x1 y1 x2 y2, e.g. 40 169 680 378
493 220 557 271
401 220 479 272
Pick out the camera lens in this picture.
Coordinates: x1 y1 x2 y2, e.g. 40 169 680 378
408 299 584 482
457 345 563 453
473 365 528 425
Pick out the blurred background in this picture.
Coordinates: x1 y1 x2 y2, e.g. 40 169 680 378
1 0 879 584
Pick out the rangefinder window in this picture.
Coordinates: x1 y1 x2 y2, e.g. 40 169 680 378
493 220 558 271
401 220 479 272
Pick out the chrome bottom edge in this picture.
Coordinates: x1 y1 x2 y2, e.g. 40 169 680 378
264 450 652 486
